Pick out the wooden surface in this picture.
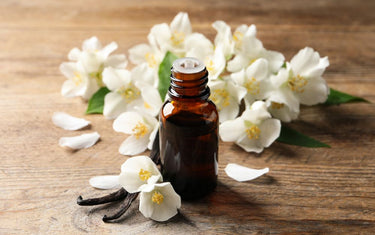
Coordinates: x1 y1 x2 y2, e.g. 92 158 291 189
1 0 375 234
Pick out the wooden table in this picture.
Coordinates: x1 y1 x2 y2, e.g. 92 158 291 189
1 0 374 234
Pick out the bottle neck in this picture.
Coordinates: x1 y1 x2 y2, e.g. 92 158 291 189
168 69 210 101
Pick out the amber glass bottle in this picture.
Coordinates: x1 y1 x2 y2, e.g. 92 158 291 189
159 57 219 200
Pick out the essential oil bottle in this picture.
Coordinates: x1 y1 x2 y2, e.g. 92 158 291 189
159 57 219 200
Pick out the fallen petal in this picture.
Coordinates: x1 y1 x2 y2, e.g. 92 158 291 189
59 132 100 149
52 112 90 130
225 163 269 182
89 175 120 190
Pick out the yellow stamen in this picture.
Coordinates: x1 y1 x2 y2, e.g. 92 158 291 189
233 31 244 43
288 74 308 93
170 31 185 46
89 65 105 87
243 77 260 95
271 102 285 109
139 169 151 181
244 120 261 139
145 52 158 68
151 191 164 205
117 84 141 103
132 122 148 139
144 102 151 109
205 58 215 73
246 125 261 139
210 89 230 111
233 31 244 50
72 71 83 86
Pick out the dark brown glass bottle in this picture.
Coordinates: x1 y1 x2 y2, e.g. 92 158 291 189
159 57 219 200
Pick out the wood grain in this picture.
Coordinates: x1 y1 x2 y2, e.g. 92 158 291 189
1 0 375 234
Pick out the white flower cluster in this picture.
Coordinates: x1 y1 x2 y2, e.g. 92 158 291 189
60 12 330 154
119 156 181 222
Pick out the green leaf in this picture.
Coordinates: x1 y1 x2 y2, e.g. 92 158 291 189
158 51 178 101
277 124 330 148
86 87 110 114
324 88 369 105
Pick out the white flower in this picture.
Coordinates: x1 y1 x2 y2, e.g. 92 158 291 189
232 24 256 52
102 67 162 119
266 68 300 122
59 132 100 149
225 163 269 182
119 156 162 193
231 58 271 106
220 101 281 153
209 79 247 122
68 36 127 73
227 26 284 73
212 21 235 59
139 182 181 222
113 112 159 156
148 12 192 57
128 43 164 68
60 61 99 100
184 34 225 81
185 33 214 62
52 112 90 130
288 47 330 105
266 47 329 121
61 36 127 100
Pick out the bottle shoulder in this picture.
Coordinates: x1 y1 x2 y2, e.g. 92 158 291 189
160 99 218 122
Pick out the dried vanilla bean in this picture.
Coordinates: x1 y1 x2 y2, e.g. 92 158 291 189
102 193 139 222
77 188 127 206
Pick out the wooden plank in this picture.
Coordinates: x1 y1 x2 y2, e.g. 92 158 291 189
0 0 374 233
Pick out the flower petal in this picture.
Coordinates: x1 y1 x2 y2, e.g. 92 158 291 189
103 92 129 119
147 126 159 150
227 53 249 72
263 50 285 73
89 175 120 190
245 58 269 81
297 76 329 105
259 118 281 147
102 67 131 91
266 99 299 122
61 80 85 98
230 69 246 86
236 134 264 153
119 135 149 156
68 47 81 61
225 163 269 182
170 12 191 35
148 23 171 53
113 111 143 134
82 36 102 51
219 118 245 142
59 132 100 149
242 101 271 124
132 64 157 87
128 44 152 65
290 47 327 77
218 100 239 123
185 33 214 61
52 112 90 130
100 42 118 59
139 84 163 117
105 54 128 69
